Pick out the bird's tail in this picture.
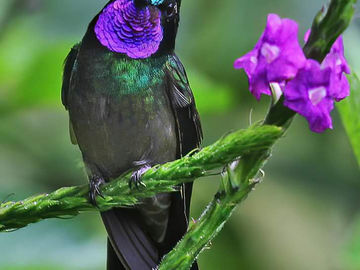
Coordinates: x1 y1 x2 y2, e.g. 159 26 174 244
101 183 198 270
101 208 159 270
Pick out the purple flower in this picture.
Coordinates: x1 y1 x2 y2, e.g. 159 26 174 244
234 15 352 133
283 60 334 133
234 14 306 100
324 52 350 102
305 30 351 101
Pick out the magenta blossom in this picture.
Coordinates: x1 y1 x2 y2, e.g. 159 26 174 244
305 30 351 101
234 14 306 100
283 60 334 133
235 14 351 133
322 37 351 101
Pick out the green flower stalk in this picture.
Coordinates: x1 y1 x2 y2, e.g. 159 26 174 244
0 125 283 232
303 0 357 62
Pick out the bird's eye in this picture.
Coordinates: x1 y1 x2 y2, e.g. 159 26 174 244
164 3 177 18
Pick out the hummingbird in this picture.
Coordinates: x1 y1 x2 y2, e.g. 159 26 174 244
61 0 202 269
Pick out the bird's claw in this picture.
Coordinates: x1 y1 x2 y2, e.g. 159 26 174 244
89 176 105 207
129 165 151 189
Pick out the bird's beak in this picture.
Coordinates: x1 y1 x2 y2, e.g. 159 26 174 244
134 0 165 6
148 0 165 6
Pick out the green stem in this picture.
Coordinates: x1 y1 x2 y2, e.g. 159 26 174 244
159 159 265 270
0 125 282 232
158 184 254 270
303 0 357 62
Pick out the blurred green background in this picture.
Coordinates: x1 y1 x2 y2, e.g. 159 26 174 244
0 0 359 269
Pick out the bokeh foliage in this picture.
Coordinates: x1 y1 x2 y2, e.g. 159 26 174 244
0 0 359 269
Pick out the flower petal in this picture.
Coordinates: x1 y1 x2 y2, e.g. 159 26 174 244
283 60 334 133
234 13 306 100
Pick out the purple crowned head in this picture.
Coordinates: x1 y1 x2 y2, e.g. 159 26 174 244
95 0 181 59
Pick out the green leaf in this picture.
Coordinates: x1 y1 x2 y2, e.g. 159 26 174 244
337 73 360 168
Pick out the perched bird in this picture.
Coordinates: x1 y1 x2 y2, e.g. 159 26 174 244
61 0 202 269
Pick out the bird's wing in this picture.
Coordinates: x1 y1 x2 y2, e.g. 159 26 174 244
62 44 80 145
160 54 203 260
165 54 203 155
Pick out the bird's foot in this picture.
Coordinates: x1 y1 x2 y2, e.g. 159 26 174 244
89 176 105 207
129 165 151 189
